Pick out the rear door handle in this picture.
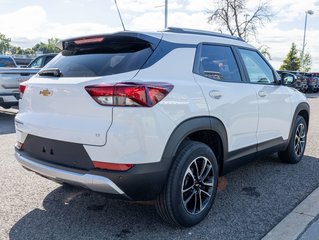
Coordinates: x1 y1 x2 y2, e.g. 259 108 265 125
258 90 267 97
209 90 223 99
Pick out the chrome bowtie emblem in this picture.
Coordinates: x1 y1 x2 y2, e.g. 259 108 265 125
39 89 53 96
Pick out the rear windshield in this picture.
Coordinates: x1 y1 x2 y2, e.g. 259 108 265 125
0 57 16 67
43 36 153 77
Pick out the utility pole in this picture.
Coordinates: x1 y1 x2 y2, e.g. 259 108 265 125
301 10 314 70
164 0 168 28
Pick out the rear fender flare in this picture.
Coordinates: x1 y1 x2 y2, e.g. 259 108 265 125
160 116 228 171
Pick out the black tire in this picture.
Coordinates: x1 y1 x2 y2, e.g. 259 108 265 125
278 116 307 164
155 141 219 227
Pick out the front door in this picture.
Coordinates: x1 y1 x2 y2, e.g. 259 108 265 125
193 44 259 153
237 48 292 147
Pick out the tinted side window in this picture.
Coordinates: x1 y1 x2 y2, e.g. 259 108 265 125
197 45 242 82
44 56 55 66
0 58 16 67
239 49 275 84
30 56 44 68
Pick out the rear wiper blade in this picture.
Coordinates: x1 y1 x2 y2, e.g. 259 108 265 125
38 68 63 77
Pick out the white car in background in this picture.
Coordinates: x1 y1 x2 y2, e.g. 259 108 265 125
0 54 56 109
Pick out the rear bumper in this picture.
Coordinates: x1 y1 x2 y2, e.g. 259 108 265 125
15 149 169 200
15 150 126 196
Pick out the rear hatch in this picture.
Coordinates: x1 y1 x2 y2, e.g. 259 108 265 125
16 32 162 146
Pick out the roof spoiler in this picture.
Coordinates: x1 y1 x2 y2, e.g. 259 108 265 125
56 32 163 50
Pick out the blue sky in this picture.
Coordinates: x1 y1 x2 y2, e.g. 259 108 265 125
0 0 319 70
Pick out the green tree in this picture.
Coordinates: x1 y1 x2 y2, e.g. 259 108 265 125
0 33 11 54
9 45 23 55
280 43 300 71
24 48 35 55
32 38 60 54
300 52 311 72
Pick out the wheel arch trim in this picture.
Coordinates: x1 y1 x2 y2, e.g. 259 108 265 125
288 102 310 141
160 116 228 169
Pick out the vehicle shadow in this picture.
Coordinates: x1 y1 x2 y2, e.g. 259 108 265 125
0 112 16 135
306 93 319 98
8 154 319 240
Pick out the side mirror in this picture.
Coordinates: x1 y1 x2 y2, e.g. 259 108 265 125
281 73 296 86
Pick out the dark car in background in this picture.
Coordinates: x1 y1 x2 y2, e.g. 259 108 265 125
0 55 18 68
27 53 57 68
305 72 319 93
14 57 33 67
277 70 308 93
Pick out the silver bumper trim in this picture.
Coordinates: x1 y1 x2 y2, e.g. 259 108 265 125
15 152 125 195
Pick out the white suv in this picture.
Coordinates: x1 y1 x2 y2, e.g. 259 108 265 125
15 28 309 227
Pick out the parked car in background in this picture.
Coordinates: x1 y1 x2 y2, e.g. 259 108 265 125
0 55 18 68
28 53 57 68
0 54 57 109
305 72 319 93
14 57 33 67
277 70 308 93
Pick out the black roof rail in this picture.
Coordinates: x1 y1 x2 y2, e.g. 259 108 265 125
164 27 244 42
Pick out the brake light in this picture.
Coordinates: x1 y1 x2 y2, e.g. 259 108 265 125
85 82 174 107
74 37 104 45
19 84 26 94
92 161 134 171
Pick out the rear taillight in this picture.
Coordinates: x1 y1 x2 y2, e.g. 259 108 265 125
92 161 134 171
85 82 174 107
19 84 26 94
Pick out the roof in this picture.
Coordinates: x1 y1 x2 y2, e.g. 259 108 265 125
163 27 244 42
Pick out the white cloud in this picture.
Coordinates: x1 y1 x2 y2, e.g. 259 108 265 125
268 0 318 21
251 23 319 69
113 0 182 13
0 6 119 47
0 6 48 40
46 23 118 40
185 0 211 12
130 11 212 31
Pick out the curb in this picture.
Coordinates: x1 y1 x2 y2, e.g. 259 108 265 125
262 187 319 240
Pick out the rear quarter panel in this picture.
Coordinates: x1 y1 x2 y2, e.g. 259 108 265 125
84 46 210 164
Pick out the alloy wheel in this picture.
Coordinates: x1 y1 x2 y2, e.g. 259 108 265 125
294 123 306 157
181 156 214 215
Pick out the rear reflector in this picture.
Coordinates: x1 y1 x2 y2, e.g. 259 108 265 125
15 141 23 150
93 161 134 171
19 84 26 94
85 82 173 107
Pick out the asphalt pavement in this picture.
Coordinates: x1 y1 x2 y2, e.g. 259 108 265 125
0 94 319 240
